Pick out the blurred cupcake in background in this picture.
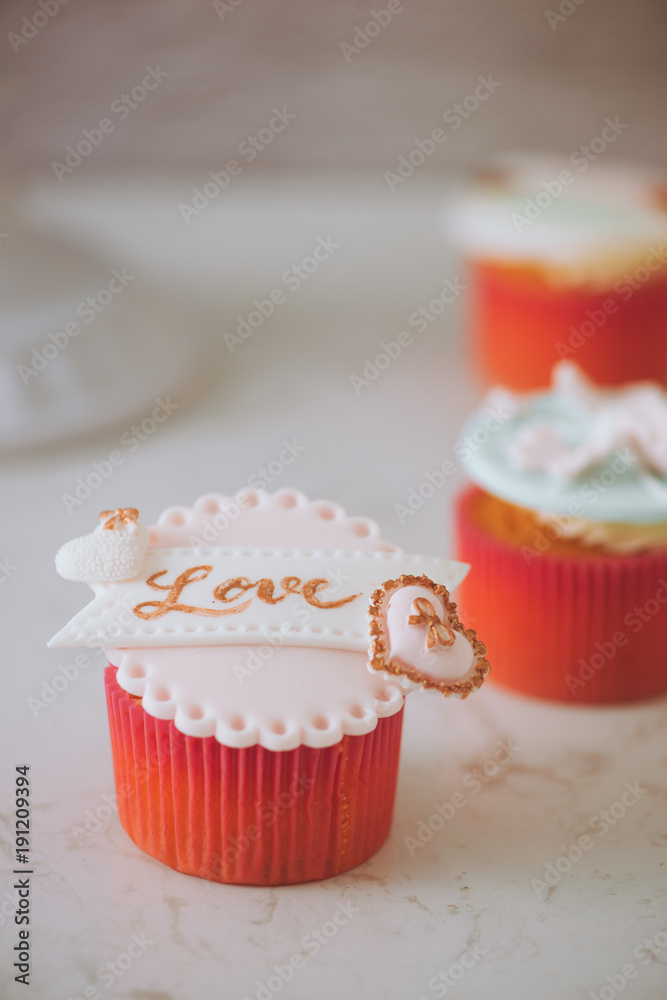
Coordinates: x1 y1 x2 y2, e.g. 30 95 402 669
454 362 667 703
444 154 667 390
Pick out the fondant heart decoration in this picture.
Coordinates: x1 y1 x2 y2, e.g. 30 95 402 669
367 575 490 698
55 508 150 583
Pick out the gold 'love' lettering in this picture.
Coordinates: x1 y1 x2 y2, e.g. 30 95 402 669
133 565 361 620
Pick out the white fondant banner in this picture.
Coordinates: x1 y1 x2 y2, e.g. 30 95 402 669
47 547 470 651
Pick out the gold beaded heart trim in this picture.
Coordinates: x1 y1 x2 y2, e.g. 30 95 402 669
367 574 490 698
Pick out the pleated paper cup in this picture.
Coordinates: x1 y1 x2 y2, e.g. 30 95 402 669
455 488 667 703
105 666 403 885
466 258 667 390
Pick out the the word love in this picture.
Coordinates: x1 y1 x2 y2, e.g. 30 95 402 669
133 565 361 620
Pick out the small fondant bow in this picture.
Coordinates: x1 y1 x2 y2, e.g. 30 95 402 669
408 597 455 650
100 508 140 530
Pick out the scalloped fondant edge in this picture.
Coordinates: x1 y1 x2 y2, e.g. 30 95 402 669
111 648 405 751
150 488 401 552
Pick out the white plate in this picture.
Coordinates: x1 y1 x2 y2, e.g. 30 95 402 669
0 226 205 451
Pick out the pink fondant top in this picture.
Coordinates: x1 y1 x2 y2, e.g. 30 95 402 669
113 489 407 750
150 489 401 552
50 489 481 749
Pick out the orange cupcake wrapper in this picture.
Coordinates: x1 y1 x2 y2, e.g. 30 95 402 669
104 666 403 885
455 488 667 703
467 258 667 389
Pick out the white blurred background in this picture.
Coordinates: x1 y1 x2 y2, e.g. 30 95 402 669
2 0 666 169
2 0 665 519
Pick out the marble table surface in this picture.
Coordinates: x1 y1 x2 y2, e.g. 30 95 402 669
1 173 666 1000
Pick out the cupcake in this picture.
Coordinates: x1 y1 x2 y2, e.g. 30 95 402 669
49 489 489 885
444 155 667 390
455 362 667 703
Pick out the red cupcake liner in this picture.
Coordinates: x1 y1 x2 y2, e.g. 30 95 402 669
104 666 403 885
455 489 667 703
467 258 667 389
